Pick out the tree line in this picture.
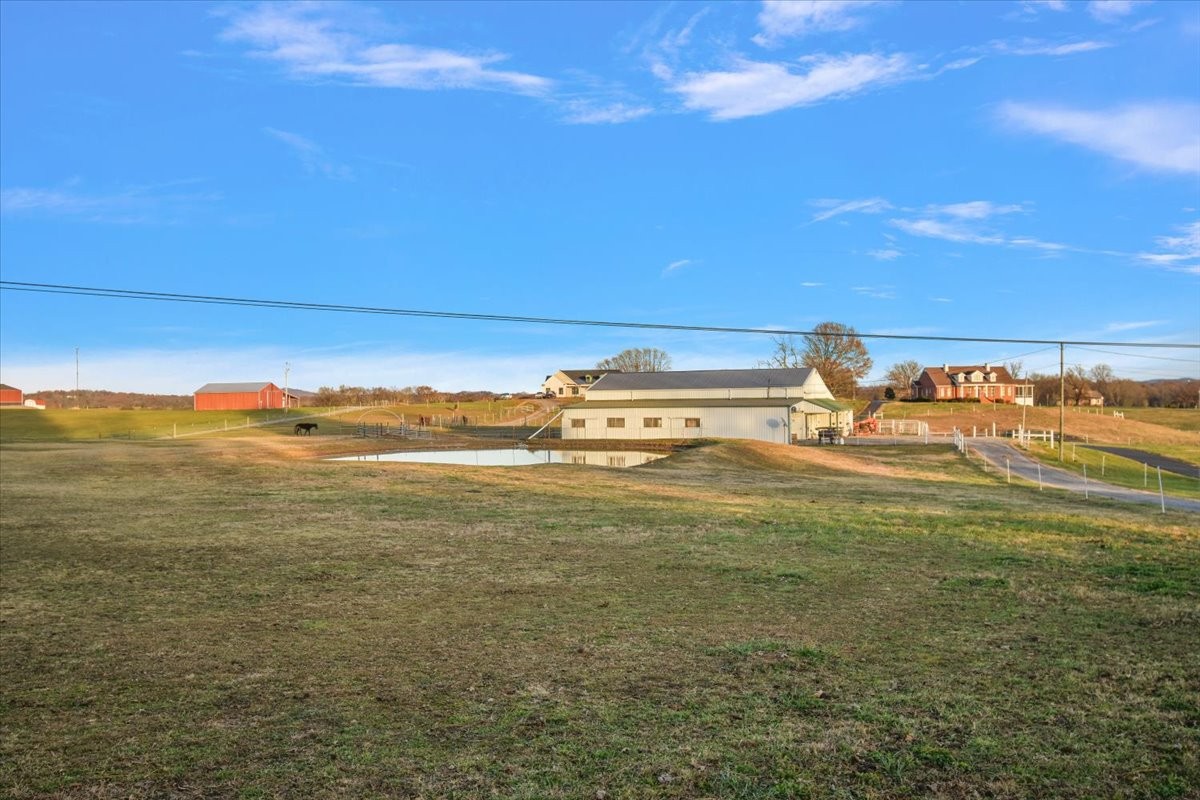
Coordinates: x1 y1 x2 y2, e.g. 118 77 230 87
311 385 501 406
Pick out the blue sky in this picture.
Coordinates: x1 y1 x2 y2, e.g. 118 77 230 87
1 0 1197 394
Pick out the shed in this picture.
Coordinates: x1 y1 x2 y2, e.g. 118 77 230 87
194 382 295 411
0 384 23 406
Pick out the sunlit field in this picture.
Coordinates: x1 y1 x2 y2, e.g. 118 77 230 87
2 433 1197 799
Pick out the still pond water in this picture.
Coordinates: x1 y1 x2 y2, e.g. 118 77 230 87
331 448 669 468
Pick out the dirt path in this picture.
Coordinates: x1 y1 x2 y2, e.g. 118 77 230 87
967 440 1200 512
1082 445 1199 479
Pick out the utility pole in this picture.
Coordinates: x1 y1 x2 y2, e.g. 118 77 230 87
283 362 291 415
75 347 80 409
1058 342 1065 461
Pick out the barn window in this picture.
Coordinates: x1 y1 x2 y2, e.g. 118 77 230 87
570 419 586 428
607 418 626 428
684 418 700 428
643 417 662 428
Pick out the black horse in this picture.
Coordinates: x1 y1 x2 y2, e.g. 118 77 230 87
294 422 319 435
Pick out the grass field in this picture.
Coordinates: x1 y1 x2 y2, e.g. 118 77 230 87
1014 441 1200 500
0 399 547 444
2 435 1197 799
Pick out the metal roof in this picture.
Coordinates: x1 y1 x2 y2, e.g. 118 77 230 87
591 368 817 392
194 382 275 394
799 397 854 412
564 398 800 410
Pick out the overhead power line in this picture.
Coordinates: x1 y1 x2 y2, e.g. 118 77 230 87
2 280 1198 350
1072 345 1200 364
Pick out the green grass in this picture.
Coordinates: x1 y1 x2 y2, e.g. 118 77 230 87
1022 441 1200 500
0 407 314 442
2 438 1198 799
0 399 540 444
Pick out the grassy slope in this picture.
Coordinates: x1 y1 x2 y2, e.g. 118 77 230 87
879 403 1200 464
1 438 1197 799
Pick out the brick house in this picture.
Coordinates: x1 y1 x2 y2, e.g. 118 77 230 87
912 364 1033 405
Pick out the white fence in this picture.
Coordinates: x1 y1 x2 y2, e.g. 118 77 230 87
874 419 926 436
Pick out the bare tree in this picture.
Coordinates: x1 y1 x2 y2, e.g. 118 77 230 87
884 360 922 398
1005 360 1024 380
799 322 872 398
761 335 802 368
1089 364 1115 403
1065 365 1090 406
597 347 672 372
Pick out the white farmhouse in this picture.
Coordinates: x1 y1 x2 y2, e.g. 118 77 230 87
541 369 622 398
560 368 852 444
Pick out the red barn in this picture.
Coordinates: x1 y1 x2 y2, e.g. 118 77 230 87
194 382 294 411
0 384 24 406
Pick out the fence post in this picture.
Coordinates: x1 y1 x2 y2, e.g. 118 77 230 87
1006 458 1010 484
1083 464 1089 500
1158 467 1165 514
1144 463 1148 487
1037 462 1042 491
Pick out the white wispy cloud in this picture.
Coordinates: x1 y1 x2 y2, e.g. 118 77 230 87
991 38 1113 56
560 100 654 125
853 284 896 299
891 217 1004 245
866 248 902 261
753 0 887 47
810 196 893 223
662 258 693 276
264 128 352 180
998 101 1200 175
927 201 1025 219
670 53 911 121
800 282 824 287
0 181 219 223
220 2 551 95
1022 0 1069 12
1104 320 1165 332
1088 0 1142 24
1138 220 1200 274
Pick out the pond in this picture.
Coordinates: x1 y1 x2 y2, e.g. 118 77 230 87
330 448 670 468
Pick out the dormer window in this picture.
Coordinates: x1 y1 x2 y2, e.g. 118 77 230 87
988 372 997 382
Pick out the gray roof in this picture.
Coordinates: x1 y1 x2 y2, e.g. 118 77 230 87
194 382 275 394
591 368 817 392
195 382 314 396
566 398 800 410
564 397 852 411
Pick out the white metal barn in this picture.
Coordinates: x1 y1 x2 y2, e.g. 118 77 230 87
560 368 852 444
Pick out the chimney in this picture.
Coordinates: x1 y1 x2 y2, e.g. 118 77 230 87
942 363 948 372
984 362 991 371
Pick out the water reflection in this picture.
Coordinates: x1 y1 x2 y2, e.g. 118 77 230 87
330 448 669 468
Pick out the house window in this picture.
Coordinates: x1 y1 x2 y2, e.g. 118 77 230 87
570 419 586 428
607 456 626 467
571 387 580 396
684 418 700 428
558 387 563 395
643 417 662 428
607 418 626 428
